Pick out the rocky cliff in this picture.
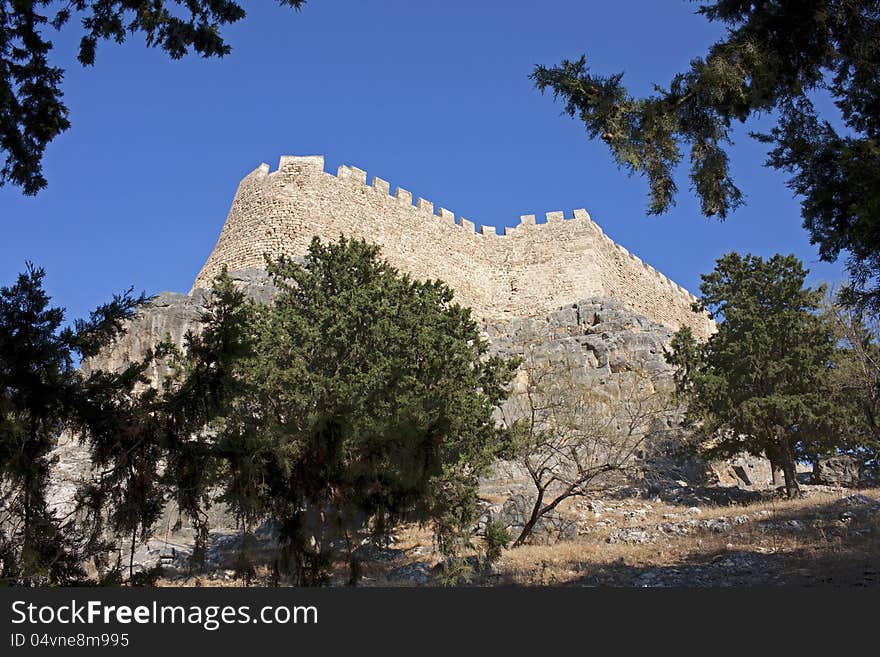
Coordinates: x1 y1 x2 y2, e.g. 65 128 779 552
51 269 701 565
50 268 755 572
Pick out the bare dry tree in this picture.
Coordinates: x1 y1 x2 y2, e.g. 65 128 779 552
502 349 676 546
821 291 880 471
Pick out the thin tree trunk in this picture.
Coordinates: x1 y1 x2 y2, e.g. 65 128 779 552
778 434 801 499
22 424 37 576
513 488 545 547
22 481 31 571
129 525 137 581
514 486 580 547
770 459 783 487
766 447 783 487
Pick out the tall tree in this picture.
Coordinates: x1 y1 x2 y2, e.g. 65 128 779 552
0 263 142 583
0 1 306 195
73 362 167 582
533 1 880 311
667 253 836 498
159 268 259 571
62 268 253 583
165 239 515 584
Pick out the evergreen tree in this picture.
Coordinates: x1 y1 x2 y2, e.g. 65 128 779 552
160 268 259 571
667 253 836 498
1 1 306 195
73 362 167 581
533 1 880 311
166 238 515 584
0 263 143 583
2 241 516 585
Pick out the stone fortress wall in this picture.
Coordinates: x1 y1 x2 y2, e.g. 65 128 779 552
194 156 714 339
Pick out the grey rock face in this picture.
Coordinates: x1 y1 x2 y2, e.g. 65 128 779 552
813 455 862 487
79 289 205 386
46 278 695 566
484 297 676 382
710 453 775 489
486 494 579 546
480 297 694 503
81 268 278 387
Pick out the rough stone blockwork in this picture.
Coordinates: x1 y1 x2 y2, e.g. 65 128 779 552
194 156 714 339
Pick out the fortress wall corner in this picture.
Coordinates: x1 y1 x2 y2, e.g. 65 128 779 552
194 156 328 288
584 218 713 339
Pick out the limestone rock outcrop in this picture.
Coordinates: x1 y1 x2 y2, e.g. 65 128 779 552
51 274 693 561
80 268 275 386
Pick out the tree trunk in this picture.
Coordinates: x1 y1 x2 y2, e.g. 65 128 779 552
765 447 783 487
771 467 783 487
22 482 31 571
777 434 801 499
513 488 545 547
129 525 138 581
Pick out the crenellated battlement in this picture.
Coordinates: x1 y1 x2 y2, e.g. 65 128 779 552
194 155 713 338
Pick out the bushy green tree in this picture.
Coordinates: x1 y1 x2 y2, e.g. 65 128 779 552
159 268 261 571
2 239 516 586
667 253 836 498
0 263 143 583
1 1 306 195
167 238 515 584
533 1 880 311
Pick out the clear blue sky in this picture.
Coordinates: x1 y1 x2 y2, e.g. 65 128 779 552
0 0 845 322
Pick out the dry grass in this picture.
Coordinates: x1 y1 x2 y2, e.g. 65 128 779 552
156 487 880 587
494 488 880 586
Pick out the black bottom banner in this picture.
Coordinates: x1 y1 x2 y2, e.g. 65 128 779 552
0 586 873 653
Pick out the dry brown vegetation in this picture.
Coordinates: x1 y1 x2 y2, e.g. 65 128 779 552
157 486 879 587
492 488 880 586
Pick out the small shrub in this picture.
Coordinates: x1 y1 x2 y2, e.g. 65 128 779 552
482 520 510 564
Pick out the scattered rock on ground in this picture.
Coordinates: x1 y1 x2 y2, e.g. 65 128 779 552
387 562 432 585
